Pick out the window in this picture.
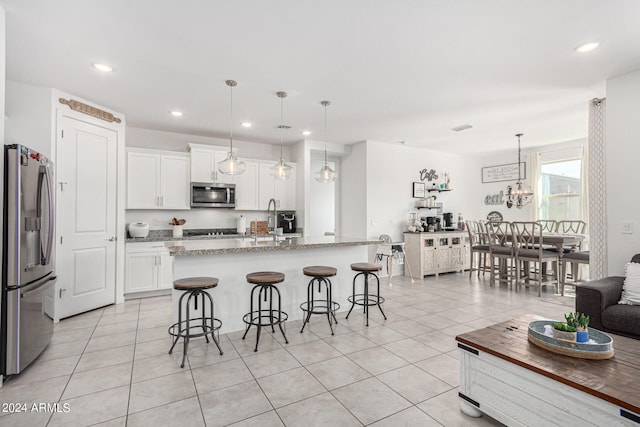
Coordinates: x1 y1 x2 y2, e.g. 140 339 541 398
538 159 581 220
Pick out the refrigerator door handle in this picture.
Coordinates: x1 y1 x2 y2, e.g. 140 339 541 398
20 275 56 299
37 164 55 266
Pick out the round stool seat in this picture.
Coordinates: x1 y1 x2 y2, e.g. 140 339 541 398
303 266 337 277
350 263 382 272
246 271 285 284
173 277 219 291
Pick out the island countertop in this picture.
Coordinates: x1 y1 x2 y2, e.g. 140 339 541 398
166 236 381 256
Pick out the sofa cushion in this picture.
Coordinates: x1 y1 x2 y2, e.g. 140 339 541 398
620 262 640 305
602 304 640 337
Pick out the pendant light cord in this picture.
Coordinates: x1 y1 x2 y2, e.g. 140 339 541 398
229 84 233 151
280 94 284 159
323 102 328 164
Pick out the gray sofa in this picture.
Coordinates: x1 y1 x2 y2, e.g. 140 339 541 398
575 255 640 340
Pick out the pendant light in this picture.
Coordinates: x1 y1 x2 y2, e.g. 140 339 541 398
314 100 337 183
270 91 294 180
217 79 246 176
505 133 533 209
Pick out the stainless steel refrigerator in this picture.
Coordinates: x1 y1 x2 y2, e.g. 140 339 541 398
2 144 56 377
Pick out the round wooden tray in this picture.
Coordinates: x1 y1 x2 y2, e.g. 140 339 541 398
527 320 614 360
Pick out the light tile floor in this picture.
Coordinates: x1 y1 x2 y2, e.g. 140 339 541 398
0 273 575 426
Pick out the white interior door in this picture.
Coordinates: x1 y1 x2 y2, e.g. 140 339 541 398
57 115 117 318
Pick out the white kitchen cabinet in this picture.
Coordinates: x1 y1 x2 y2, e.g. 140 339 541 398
234 161 260 210
258 162 296 211
188 143 234 184
125 243 173 294
404 231 469 277
127 149 190 210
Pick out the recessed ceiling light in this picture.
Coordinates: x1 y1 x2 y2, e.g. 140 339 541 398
452 124 473 132
169 111 183 117
575 42 600 53
241 122 253 128
92 63 113 72
301 130 311 136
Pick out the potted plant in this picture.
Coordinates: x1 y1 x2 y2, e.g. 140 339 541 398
565 312 590 343
552 322 576 343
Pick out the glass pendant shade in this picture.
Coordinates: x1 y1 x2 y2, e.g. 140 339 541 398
218 79 245 176
271 157 294 180
315 100 337 184
315 162 336 183
218 151 246 175
271 91 294 180
505 133 533 209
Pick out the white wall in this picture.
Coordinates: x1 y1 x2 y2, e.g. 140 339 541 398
4 80 53 156
606 69 640 274
365 140 483 243
308 154 336 236
340 141 367 239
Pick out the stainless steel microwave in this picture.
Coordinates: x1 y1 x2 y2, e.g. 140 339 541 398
190 182 236 208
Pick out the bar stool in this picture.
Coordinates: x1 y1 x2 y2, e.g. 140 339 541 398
168 277 223 368
242 271 289 352
300 266 340 335
345 263 387 327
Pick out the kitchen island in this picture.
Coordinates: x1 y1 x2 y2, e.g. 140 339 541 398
168 236 381 333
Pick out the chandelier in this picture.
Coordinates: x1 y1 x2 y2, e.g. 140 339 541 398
505 133 533 209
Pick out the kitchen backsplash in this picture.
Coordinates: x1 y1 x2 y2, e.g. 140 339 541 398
126 209 272 231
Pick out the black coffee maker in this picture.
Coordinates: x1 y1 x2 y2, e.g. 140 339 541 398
443 212 454 230
421 216 441 231
277 211 297 234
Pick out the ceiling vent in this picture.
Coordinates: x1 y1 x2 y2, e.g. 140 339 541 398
452 124 473 132
277 125 291 129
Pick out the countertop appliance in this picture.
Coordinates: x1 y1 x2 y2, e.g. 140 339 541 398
128 222 150 238
191 182 236 208
443 212 455 230
421 216 442 231
2 144 56 377
277 211 297 234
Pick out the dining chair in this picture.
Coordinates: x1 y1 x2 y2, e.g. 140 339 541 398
512 221 559 296
560 251 590 296
485 221 517 288
466 220 490 278
538 220 558 233
556 220 587 251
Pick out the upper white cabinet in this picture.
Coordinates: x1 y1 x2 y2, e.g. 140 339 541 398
234 161 260 210
188 143 234 184
127 148 190 210
186 143 296 211
258 163 296 211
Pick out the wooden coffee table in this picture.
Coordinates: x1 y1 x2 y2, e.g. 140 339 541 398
455 314 640 426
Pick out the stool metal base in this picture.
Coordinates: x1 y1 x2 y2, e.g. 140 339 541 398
168 288 223 368
345 271 387 326
242 283 289 352
300 276 340 335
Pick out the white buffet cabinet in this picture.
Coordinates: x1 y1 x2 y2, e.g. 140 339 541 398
403 231 470 277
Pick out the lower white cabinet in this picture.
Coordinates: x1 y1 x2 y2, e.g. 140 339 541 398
125 243 173 294
404 231 470 277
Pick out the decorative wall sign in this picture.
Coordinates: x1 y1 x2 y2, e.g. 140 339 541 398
59 98 122 123
482 162 526 183
412 182 425 198
484 190 505 205
419 168 438 182
486 211 504 221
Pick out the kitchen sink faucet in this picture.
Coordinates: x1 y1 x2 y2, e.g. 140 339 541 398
267 198 278 241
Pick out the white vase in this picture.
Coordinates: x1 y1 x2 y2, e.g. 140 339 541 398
173 225 183 238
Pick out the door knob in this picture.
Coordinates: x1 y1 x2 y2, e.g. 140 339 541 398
107 237 116 242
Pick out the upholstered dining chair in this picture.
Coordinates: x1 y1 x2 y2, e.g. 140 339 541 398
556 220 587 251
485 221 517 288
538 219 557 233
512 221 560 296
466 220 490 278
